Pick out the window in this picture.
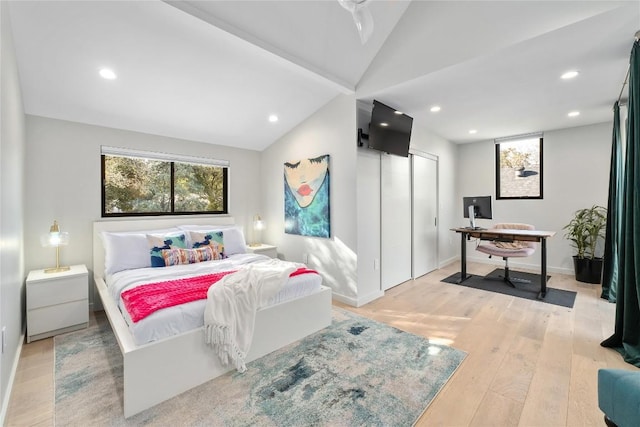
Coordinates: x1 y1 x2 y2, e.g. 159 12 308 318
101 147 228 217
495 133 543 199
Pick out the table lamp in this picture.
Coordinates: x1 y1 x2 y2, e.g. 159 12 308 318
250 214 265 247
40 220 70 273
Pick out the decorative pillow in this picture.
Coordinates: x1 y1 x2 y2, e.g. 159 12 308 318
188 231 225 259
101 228 181 275
182 227 246 255
157 246 221 267
148 233 188 267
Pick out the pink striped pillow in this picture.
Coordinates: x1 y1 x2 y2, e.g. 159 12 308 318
159 246 223 267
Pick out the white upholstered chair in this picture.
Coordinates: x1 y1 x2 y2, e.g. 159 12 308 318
476 223 536 287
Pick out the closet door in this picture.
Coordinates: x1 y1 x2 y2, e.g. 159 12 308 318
412 155 438 278
381 154 412 290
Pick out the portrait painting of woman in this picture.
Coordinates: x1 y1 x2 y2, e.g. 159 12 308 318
284 154 330 237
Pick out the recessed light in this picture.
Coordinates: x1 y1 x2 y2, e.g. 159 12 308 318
430 106 441 112
99 68 117 80
561 70 579 80
380 122 389 127
468 129 478 134
568 111 580 117
394 111 403 115
268 114 278 123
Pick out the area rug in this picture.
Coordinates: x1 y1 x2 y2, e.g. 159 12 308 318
442 268 576 308
55 308 466 426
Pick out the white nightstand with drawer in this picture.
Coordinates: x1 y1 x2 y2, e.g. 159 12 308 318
246 244 278 259
26 264 89 343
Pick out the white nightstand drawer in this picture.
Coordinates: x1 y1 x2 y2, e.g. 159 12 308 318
28 300 88 336
27 274 87 309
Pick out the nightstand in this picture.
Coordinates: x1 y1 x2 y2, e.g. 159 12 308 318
246 244 277 259
26 264 89 343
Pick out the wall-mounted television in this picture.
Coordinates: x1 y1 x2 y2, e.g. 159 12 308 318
463 195 493 229
368 100 413 157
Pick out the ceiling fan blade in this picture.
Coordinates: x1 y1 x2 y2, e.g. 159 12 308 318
338 0 374 44
337 0 364 12
352 6 373 44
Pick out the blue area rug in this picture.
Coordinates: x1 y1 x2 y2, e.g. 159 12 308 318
55 308 466 426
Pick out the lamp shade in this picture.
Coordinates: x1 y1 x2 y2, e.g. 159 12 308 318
41 220 70 247
250 215 265 247
41 220 70 273
253 215 265 231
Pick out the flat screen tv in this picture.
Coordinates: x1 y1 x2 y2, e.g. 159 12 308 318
463 195 493 229
368 100 413 157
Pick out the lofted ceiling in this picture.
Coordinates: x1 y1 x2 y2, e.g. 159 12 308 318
7 1 640 150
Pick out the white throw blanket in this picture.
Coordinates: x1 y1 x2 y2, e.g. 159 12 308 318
203 259 302 372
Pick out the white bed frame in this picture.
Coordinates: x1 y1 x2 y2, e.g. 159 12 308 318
92 217 332 418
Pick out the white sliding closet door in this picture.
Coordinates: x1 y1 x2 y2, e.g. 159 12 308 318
412 155 438 278
381 154 412 290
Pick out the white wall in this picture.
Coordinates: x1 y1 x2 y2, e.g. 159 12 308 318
24 116 262 308
457 122 612 273
260 94 359 304
0 1 26 420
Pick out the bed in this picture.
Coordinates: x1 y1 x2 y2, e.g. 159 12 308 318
92 217 332 418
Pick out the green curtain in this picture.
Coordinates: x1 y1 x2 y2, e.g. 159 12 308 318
601 40 640 367
601 101 623 302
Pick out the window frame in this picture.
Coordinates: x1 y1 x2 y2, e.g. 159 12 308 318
495 134 544 200
101 148 229 218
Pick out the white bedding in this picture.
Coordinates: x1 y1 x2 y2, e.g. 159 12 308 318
106 253 322 345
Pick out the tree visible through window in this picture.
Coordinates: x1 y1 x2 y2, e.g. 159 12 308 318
102 151 228 216
495 134 543 199
174 162 226 212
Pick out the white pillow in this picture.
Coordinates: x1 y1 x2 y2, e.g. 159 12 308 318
101 228 181 275
220 227 247 255
178 224 236 231
183 226 247 255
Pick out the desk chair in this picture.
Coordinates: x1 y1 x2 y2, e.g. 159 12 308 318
476 223 536 287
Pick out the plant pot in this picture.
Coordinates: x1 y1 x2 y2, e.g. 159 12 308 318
572 256 603 284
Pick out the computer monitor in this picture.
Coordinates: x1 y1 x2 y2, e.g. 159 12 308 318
463 196 493 229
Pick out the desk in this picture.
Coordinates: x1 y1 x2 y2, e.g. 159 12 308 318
450 228 556 298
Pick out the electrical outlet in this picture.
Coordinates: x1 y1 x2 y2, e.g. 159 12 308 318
374 258 380 271
2 326 6 354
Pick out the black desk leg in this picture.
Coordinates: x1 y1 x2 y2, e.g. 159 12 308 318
539 238 547 299
458 232 469 283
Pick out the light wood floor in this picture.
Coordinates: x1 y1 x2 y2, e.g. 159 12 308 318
5 262 637 426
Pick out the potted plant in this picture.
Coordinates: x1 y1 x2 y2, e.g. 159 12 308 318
500 148 530 177
563 205 607 283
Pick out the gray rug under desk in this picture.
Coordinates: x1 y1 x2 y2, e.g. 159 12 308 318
442 268 576 308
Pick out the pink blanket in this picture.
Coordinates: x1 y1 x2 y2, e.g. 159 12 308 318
122 267 317 323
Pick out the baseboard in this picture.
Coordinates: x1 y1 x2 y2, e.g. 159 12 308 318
332 289 384 308
439 255 458 269
332 292 358 307
0 329 25 426
355 290 385 307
